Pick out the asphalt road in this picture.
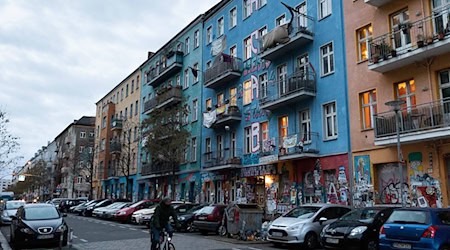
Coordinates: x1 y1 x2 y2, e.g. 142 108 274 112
0 214 324 250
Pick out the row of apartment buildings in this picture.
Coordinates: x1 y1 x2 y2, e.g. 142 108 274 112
20 0 450 212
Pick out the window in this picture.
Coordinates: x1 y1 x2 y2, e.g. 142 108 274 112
296 2 307 28
396 80 416 109
77 176 83 184
206 98 212 110
276 14 287 26
194 30 200 48
135 100 139 115
297 53 309 76
230 87 237 106
321 42 334 76
130 104 133 118
218 17 224 37
217 93 224 106
217 135 223 158
134 126 138 141
230 7 237 28
279 116 288 138
126 84 129 97
259 73 268 99
244 127 251 154
176 75 181 86
177 43 182 52
80 131 86 138
357 25 373 61
258 0 267 8
101 139 106 151
319 0 332 19
121 88 124 101
124 108 128 120
243 80 252 105
439 69 450 100
79 145 85 153
244 36 252 60
300 110 311 142
102 116 107 128
261 121 269 142
228 46 236 60
191 137 197 162
391 9 411 50
192 99 198 121
277 64 288 95
184 69 189 89
207 26 213 44
206 61 212 69
205 138 212 161
131 80 134 93
136 76 139 89
185 37 190 54
324 102 338 139
183 105 189 125
231 131 237 157
193 63 199 83
360 90 377 129
184 142 189 163
258 26 267 38
89 132 95 138
142 97 146 111
243 0 252 19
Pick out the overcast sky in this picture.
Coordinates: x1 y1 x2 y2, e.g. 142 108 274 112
0 0 220 171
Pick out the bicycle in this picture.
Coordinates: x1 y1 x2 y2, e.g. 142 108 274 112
151 228 175 250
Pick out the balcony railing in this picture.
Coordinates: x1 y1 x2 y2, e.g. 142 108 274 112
107 168 118 179
203 148 242 169
141 162 179 176
258 14 314 61
111 119 123 131
212 105 242 128
369 7 450 73
204 55 243 89
143 86 182 114
110 141 122 154
364 0 394 7
258 132 319 157
259 69 316 110
146 51 184 87
374 98 450 144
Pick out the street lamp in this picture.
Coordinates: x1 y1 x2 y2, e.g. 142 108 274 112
385 99 406 208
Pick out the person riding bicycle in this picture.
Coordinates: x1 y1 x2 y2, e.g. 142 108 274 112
150 197 179 250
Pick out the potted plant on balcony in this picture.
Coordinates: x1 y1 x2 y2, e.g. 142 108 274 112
416 34 425 48
426 35 434 45
379 41 390 60
438 28 446 40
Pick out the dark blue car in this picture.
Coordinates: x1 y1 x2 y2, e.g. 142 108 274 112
379 208 450 250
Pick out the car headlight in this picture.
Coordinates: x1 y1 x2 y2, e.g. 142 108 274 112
350 226 367 236
56 224 67 233
287 224 302 231
321 224 330 237
117 211 126 215
20 228 34 234
178 216 186 221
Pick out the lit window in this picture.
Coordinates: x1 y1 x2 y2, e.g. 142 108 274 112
324 102 338 139
230 88 237 106
278 116 288 138
217 93 224 106
357 25 373 61
360 90 377 129
206 98 212 110
396 80 416 109
261 122 269 141
243 80 252 105
321 42 334 76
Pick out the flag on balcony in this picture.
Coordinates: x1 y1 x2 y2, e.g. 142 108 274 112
203 110 217 128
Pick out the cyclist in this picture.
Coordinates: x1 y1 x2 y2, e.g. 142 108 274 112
150 197 179 250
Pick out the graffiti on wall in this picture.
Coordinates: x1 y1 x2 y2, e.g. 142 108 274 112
377 163 410 205
409 152 443 208
353 155 375 207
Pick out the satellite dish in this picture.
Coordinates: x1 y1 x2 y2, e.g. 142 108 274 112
18 175 26 182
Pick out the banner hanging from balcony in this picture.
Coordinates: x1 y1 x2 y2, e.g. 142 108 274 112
282 135 297 149
241 164 277 178
203 110 217 128
211 36 226 56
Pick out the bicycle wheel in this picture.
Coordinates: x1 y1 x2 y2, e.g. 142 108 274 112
166 242 175 250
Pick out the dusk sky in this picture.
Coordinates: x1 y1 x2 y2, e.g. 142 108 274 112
0 0 220 171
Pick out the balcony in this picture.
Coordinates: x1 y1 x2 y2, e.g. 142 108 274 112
374 99 450 146
107 169 119 179
141 162 179 176
110 141 122 154
143 86 182 114
212 105 242 128
74 183 90 192
111 119 123 131
369 8 450 73
146 51 184 88
262 132 319 160
203 148 242 171
204 54 243 89
259 69 316 110
258 14 314 61
364 0 394 7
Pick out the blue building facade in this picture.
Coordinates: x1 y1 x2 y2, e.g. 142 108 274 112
137 15 204 202
200 0 350 212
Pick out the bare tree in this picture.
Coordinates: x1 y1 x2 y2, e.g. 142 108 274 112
0 111 20 172
8 161 48 200
77 147 95 199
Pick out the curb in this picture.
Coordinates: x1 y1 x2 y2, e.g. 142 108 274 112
0 228 12 250
209 236 271 245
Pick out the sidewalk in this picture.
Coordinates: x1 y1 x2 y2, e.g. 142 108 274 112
207 235 271 245
0 229 11 250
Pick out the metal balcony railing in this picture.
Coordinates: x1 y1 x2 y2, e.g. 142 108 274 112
213 105 242 127
369 7 450 67
259 69 316 109
110 141 122 153
374 98 450 138
203 148 242 169
204 55 243 88
146 51 184 87
141 162 179 176
111 119 123 130
143 86 182 114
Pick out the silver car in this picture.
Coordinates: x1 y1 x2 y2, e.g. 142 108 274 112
267 203 351 249
1 200 26 225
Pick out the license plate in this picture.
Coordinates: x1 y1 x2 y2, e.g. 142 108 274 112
198 216 206 220
272 232 283 237
37 234 54 239
326 238 339 244
393 243 411 249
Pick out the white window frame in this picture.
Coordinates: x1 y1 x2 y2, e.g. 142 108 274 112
230 45 237 58
300 109 312 143
323 101 338 140
229 7 237 28
357 24 373 62
276 14 287 26
244 127 252 154
439 69 450 100
206 61 212 69
80 131 86 138
258 26 267 38
205 138 212 161
207 26 213 44
217 135 223 158
185 37 190 54
79 145 85 153
320 42 334 76
176 75 181 86
360 89 377 130
218 16 224 37
243 80 252 105
319 0 332 20
192 99 198 122
184 69 189 89
243 0 252 19
191 137 197 162
258 0 267 9
194 30 200 48
193 63 199 83
259 73 268 99
244 36 252 60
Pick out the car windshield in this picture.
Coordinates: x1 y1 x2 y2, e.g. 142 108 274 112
198 206 215 214
387 210 429 225
340 209 381 223
189 205 205 214
6 201 25 210
284 207 320 219
130 201 144 208
24 206 60 220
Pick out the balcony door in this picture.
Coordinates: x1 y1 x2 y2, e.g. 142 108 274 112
432 0 450 34
391 9 411 51
439 70 450 121
278 64 288 96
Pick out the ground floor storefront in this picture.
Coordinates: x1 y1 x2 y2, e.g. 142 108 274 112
101 175 137 201
352 140 450 208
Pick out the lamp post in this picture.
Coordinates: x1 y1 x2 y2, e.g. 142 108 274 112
385 99 406 208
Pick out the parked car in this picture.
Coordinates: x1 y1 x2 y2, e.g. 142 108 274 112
93 202 130 219
1 200 26 225
321 207 395 250
68 201 86 213
76 199 104 216
379 208 450 250
146 202 196 228
132 201 184 226
50 198 70 210
84 199 114 217
267 204 351 249
173 204 207 232
193 204 227 235
10 203 69 249
59 199 85 213
115 199 159 223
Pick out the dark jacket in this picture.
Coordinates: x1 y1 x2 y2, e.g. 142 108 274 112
151 201 178 229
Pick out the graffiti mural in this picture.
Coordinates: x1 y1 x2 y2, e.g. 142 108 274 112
353 155 374 207
377 163 410 205
409 152 443 208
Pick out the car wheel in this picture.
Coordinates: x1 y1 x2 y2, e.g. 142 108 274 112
200 229 208 235
218 225 227 236
303 232 318 250
367 240 378 250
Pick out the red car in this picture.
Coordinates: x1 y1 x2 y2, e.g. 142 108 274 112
115 199 159 223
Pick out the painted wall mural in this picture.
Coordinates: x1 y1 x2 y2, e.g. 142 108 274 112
353 155 375 207
377 163 410 205
408 152 443 208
